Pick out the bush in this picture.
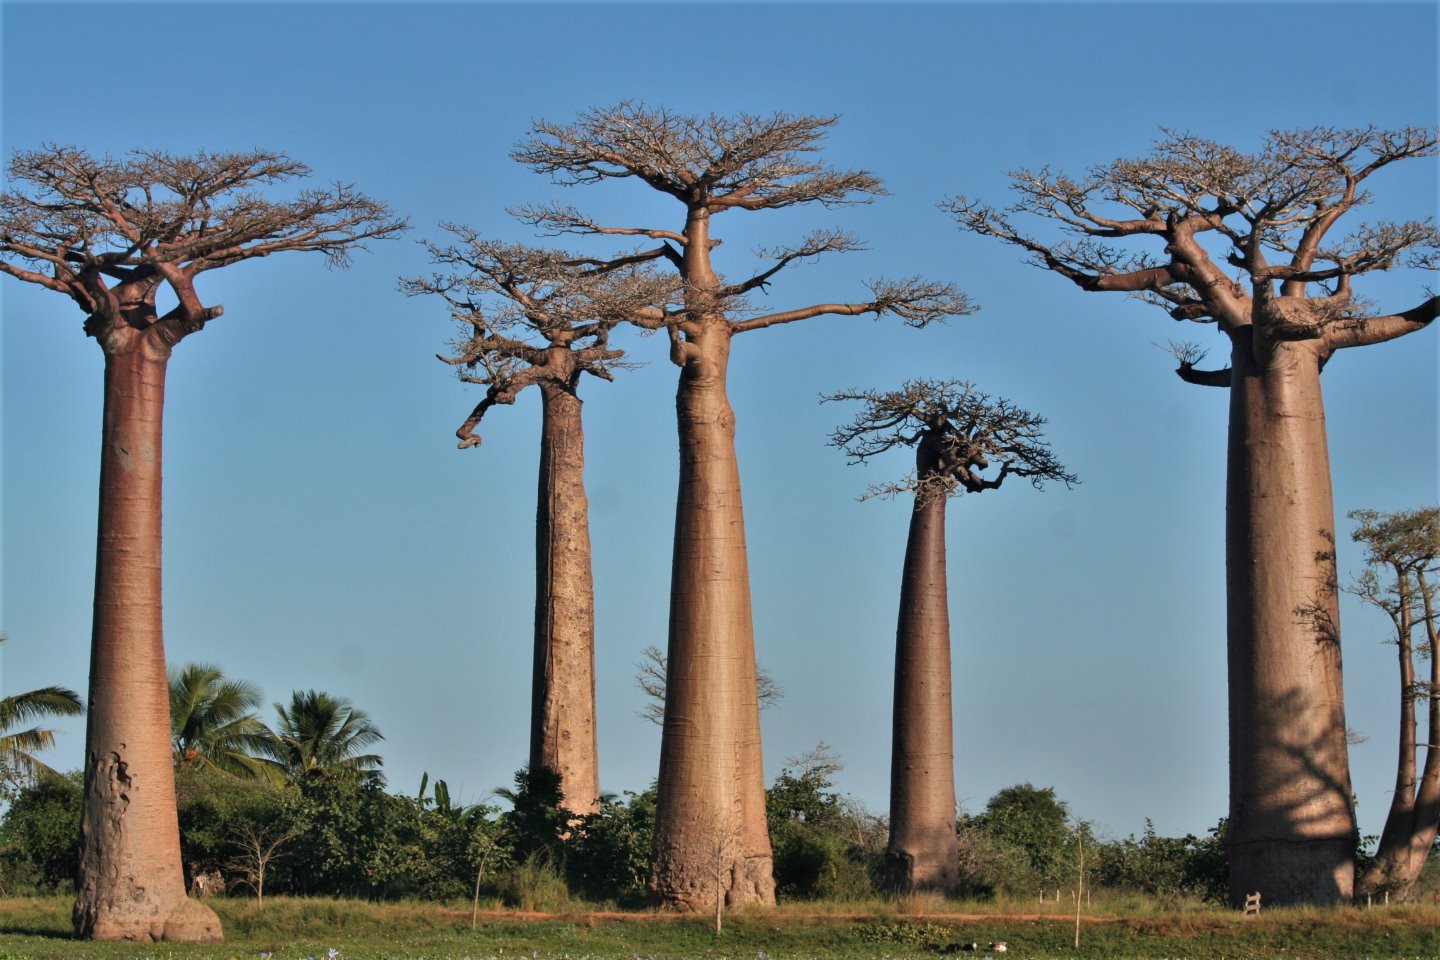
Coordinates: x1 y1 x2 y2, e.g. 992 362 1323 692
495 850 573 912
765 750 882 901
954 819 1034 898
174 764 293 886
0 771 81 892
566 788 656 905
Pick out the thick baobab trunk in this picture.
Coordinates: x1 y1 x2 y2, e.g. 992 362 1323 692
651 322 775 909
530 379 600 815
885 446 960 894
1224 329 1356 907
74 336 221 942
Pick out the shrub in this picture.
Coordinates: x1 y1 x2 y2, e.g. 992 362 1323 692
495 850 573 912
0 771 81 892
566 788 656 905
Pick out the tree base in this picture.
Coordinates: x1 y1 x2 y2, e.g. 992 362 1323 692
651 853 776 910
74 895 222 942
884 847 958 896
1227 836 1354 907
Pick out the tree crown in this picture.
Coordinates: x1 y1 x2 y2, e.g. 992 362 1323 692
826 378 1076 502
513 102 884 212
511 104 973 342
1 144 406 343
403 225 680 448
945 126 1438 372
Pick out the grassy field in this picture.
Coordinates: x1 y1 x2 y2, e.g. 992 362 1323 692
2 895 1439 960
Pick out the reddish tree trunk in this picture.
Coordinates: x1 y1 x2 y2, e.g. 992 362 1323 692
650 320 774 909
885 442 960 894
1224 329 1356 907
530 378 600 815
73 334 221 942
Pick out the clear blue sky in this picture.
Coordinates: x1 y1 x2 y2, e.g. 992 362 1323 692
2 1 1436 845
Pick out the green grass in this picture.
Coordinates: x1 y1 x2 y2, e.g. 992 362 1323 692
3 895 1440 960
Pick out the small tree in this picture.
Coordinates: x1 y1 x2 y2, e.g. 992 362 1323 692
227 822 298 907
1348 507 1440 898
515 104 972 907
633 645 783 726
0 146 403 940
405 233 673 814
947 126 1438 905
827 380 1074 893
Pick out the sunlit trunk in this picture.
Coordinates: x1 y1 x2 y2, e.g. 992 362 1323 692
74 337 221 942
885 441 960 894
530 379 600 815
1224 329 1356 907
651 320 775 908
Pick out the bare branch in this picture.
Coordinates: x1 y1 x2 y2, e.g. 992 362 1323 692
825 379 1077 501
513 102 885 213
722 229 863 297
634 644 782 725
403 227 678 446
732 276 973 334
947 125 1438 339
1 144 405 338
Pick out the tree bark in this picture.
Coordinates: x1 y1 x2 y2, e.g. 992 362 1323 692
650 319 775 908
530 378 600 815
1224 327 1357 907
885 442 960 894
73 333 221 942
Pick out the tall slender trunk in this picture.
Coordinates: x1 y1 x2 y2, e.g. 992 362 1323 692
1374 575 1440 897
73 336 221 942
885 443 959 894
1400 581 1440 890
1224 328 1356 907
651 319 774 908
530 378 600 815
1361 572 1418 894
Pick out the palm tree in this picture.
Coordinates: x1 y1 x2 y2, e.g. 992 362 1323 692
260 690 384 783
168 663 273 780
1 685 85 792
0 635 85 793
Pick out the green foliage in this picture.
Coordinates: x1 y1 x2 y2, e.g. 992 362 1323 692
965 783 1073 888
260 689 385 784
566 787 656 904
0 661 84 795
495 850 574 912
169 663 274 781
855 918 960 949
496 765 569 862
1094 817 1232 903
174 763 292 880
0 771 80 892
765 751 883 901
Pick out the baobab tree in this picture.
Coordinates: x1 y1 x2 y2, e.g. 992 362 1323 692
0 146 403 941
403 229 675 814
514 103 972 907
1347 507 1440 898
827 379 1075 894
946 126 1439 905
